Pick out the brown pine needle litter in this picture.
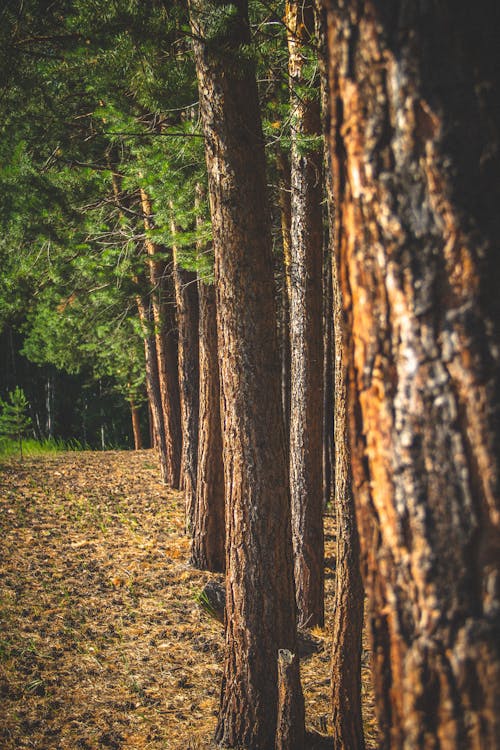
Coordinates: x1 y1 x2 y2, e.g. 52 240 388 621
0 450 379 749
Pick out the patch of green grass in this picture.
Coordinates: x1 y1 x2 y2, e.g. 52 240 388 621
0 437 83 461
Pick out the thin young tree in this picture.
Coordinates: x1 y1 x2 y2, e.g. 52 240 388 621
325 2 500 746
0 387 32 460
189 1 304 746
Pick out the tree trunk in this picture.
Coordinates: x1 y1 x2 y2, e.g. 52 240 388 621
315 2 366 746
275 650 306 750
191 279 225 572
286 0 325 629
45 373 54 439
276 147 292 447
140 189 182 489
136 292 169 481
329 202 365 750
322 237 334 510
130 396 142 450
148 403 155 449
315 0 335 514
110 168 169 474
171 215 200 524
189 1 303 747
325 3 500 747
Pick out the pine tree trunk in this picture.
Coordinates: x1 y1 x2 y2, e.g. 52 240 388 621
325 3 500 747
275 650 306 750
286 0 325 629
136 293 169 481
148 404 155 449
276 147 292 447
322 241 334 510
315 3 366 745
189 1 303 746
172 222 200 524
130 397 142 451
330 211 365 750
140 189 183 489
316 0 335 514
191 279 225 572
110 168 170 477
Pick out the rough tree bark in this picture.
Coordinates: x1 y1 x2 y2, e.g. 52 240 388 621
286 0 325 629
275 650 306 750
325 2 500 747
322 235 334 511
329 196 365 750
135 291 169 481
191 278 225 572
315 2 366 746
276 147 292 449
171 214 200 525
189 1 304 746
140 189 182 489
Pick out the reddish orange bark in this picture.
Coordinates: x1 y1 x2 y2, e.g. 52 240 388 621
189 1 303 746
325 2 500 746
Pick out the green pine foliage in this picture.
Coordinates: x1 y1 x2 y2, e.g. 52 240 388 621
0 0 298 443
0 387 33 460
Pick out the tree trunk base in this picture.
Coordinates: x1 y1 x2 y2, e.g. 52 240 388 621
275 650 305 750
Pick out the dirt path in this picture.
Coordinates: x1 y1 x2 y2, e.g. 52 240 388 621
0 450 376 749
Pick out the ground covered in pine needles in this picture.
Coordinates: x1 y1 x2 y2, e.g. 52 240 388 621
0 450 378 749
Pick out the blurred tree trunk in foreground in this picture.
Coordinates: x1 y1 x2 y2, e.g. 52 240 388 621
325 2 500 747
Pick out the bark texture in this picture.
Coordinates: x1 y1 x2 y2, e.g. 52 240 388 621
191 279 225 572
135 292 169 481
329 218 365 750
286 0 325 629
325 2 500 747
276 147 292 448
189 1 302 746
275 650 305 750
140 189 182 489
315 3 366 746
172 234 200 527
322 237 334 511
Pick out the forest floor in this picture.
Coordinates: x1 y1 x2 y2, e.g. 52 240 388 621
0 450 378 750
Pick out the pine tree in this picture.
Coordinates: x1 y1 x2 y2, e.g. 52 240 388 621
286 0 325 630
0 387 32 460
189 0 304 746
325 1 500 745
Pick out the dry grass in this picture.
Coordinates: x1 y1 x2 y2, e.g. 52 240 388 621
0 450 378 749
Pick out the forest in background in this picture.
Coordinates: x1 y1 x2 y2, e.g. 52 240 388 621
1 1 500 748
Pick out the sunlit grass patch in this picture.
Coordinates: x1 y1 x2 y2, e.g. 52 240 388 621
0 437 83 461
